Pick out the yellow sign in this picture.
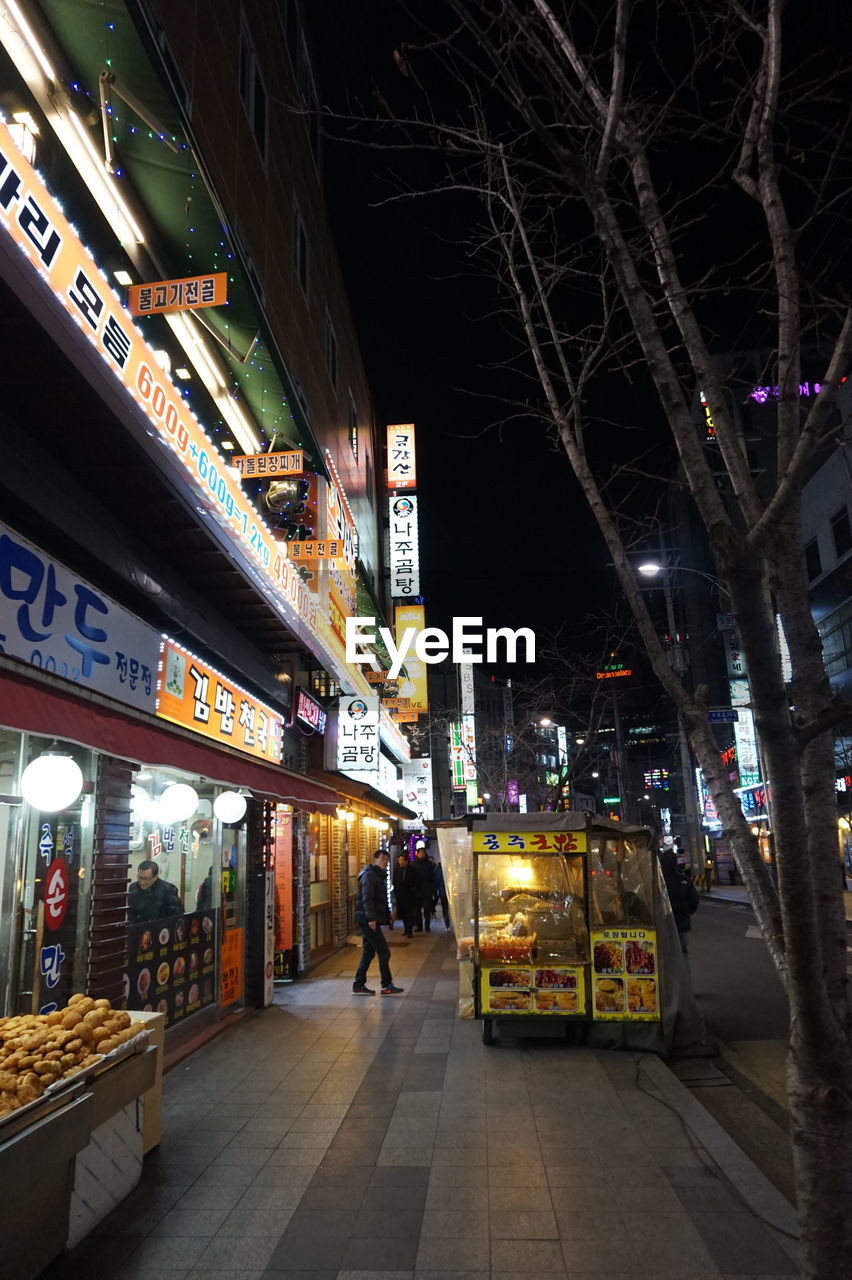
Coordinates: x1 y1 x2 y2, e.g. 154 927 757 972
387 423 416 489
591 928 660 1020
233 450 304 478
472 831 587 853
394 604 429 714
219 927 245 1007
128 271 227 316
157 639 284 764
480 965 586 1015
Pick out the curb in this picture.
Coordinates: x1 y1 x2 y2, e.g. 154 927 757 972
639 1053 799 1255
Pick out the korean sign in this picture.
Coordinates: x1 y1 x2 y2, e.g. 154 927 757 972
127 271 227 317
0 121 367 699
472 831 588 853
332 694 380 774
591 928 660 1021
450 721 466 791
232 449 304 479
219 926 245 1008
388 495 420 597
35 816 81 1015
0 520 160 712
394 604 429 714
156 638 283 764
386 423 416 490
402 757 434 824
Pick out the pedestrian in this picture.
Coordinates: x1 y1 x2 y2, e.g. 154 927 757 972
433 860 451 930
392 853 417 936
352 849 404 996
412 841 436 932
196 866 214 911
660 846 699 971
128 860 184 923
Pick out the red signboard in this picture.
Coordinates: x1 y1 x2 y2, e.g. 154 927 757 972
44 857 69 932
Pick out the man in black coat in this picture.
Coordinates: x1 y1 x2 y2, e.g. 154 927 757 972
392 853 417 936
412 843 436 932
128 859 184 923
353 850 404 995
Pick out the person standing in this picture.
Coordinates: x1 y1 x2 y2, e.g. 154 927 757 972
661 846 699 971
128 860 184 923
412 842 436 932
353 849 404 996
392 853 417 936
433 860 450 930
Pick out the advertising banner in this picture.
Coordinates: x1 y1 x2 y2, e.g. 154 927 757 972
481 965 587 1015
326 694 381 774
472 830 588 853
394 604 429 714
591 928 660 1021
386 423 416 489
401 757 434 823
388 494 420 597
0 520 160 712
156 638 284 764
125 910 218 1027
233 449 304 479
219 927 245 1007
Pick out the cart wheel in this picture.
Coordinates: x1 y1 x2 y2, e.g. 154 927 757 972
482 1018 494 1046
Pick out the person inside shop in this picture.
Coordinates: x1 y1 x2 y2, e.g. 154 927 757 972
196 866 214 911
660 845 699 971
392 852 417 937
413 840 436 932
128 859 184 924
353 849 404 996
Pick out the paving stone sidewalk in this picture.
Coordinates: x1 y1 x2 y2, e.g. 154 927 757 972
43 928 800 1280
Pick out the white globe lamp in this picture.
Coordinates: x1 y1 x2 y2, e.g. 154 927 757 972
158 782 199 823
21 752 84 812
213 790 248 824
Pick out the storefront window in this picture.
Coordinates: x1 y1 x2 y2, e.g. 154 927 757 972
0 729 25 1011
125 766 244 1027
15 736 94 1015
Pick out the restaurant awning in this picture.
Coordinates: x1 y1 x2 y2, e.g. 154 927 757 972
311 769 418 821
0 663 339 812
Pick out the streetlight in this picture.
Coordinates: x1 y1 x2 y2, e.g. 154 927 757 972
539 717 553 727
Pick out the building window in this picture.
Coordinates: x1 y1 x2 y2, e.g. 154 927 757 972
831 507 852 558
239 20 268 160
365 451 374 508
805 537 822 581
348 394 358 458
325 314 338 389
277 1 321 166
292 203 309 298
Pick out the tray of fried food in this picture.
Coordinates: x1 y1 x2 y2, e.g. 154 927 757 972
0 995 145 1123
477 931 537 963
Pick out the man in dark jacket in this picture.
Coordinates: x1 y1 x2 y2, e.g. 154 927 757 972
128 860 184 923
412 843 436 932
661 847 699 970
392 853 417 936
353 850 404 995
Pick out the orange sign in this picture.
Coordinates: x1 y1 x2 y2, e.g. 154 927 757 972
387 423 416 490
392 711 420 723
233 450 304 479
288 540 346 562
128 271 227 316
219 927 245 1007
0 121 371 698
157 639 284 763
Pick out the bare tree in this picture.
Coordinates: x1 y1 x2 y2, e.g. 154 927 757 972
342 2 852 1270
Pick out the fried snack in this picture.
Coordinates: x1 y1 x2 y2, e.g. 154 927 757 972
488 990 531 1011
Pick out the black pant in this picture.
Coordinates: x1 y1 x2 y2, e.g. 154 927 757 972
354 923 392 987
416 897 432 931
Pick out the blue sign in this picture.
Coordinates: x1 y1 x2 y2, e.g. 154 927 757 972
708 709 739 723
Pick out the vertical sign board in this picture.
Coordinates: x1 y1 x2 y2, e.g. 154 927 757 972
388 495 420 597
450 722 466 791
219 927 245 1007
329 695 381 775
394 604 429 714
459 652 477 783
402 757 434 826
387 424 417 490
729 678 761 787
263 871 275 1006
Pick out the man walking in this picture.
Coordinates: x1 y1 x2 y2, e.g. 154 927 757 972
353 849 404 996
412 841 436 932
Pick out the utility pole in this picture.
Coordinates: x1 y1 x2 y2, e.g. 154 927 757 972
659 570 705 879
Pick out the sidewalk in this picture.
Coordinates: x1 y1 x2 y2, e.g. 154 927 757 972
43 929 800 1280
708 883 852 922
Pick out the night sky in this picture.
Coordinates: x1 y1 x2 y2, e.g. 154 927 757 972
311 3 617 652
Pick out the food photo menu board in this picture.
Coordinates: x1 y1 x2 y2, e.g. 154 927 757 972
125 910 218 1027
481 965 587 1015
591 928 660 1021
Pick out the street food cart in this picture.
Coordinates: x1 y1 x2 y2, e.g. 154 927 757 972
437 811 700 1050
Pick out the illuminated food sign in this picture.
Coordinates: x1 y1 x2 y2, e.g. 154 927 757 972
127 271 227 316
233 450 304 479
386 423 416 490
295 687 327 735
388 494 420 597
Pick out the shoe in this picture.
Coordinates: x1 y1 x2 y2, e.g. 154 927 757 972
352 986 375 996
425 926 431 932
404 931 412 937
445 922 451 930
381 984 404 995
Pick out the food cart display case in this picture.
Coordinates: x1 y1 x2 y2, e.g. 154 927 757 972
438 812 673 1048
